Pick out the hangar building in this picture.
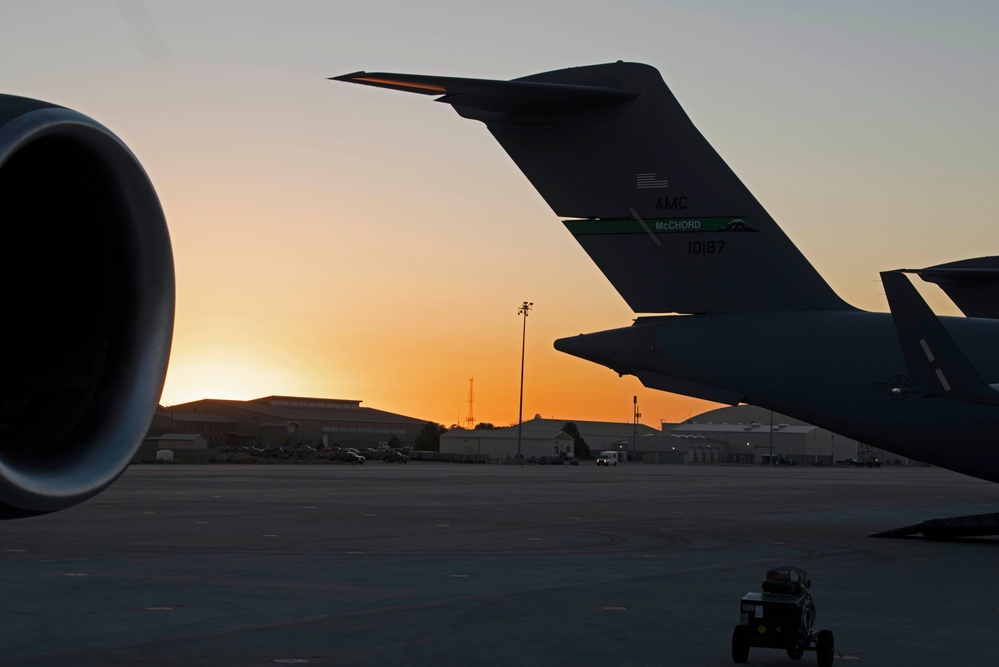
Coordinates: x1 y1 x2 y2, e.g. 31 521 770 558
661 405 890 465
148 395 431 450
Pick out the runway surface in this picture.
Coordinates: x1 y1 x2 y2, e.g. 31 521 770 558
2 462 998 666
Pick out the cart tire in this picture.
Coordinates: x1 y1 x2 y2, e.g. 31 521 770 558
731 625 750 663
816 629 834 667
787 643 804 660
802 600 816 630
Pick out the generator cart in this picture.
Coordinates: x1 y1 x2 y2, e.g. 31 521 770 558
731 567 834 666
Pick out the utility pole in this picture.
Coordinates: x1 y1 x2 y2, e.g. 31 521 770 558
516 301 533 461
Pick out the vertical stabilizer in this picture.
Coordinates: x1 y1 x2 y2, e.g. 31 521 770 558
334 63 851 314
882 270 999 406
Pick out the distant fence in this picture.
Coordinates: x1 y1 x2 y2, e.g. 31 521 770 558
409 451 490 464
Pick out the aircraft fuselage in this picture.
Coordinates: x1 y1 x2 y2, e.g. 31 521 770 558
555 311 999 483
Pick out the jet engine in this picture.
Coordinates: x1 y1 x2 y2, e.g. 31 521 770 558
0 95 174 518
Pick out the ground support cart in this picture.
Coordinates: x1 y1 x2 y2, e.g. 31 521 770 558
731 567 834 666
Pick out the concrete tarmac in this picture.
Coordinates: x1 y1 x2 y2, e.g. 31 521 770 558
2 462 998 666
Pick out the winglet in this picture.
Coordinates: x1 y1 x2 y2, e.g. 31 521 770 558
881 271 999 405
331 72 447 95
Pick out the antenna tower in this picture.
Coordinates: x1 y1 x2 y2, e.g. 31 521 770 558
467 377 475 429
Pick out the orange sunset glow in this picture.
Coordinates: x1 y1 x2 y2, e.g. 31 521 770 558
7 3 997 429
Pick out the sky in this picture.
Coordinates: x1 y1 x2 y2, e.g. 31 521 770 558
3 1 998 428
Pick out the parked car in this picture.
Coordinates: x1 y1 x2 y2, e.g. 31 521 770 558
761 455 796 465
383 450 409 463
338 450 365 464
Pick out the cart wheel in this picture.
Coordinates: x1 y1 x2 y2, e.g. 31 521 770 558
816 629 834 667
787 643 804 660
802 600 816 630
731 625 750 663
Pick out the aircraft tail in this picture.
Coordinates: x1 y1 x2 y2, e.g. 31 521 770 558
334 63 851 314
881 270 999 406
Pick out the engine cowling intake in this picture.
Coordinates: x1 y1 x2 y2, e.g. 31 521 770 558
0 95 174 518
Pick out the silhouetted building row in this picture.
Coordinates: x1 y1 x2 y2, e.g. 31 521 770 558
143 398 893 466
441 417 660 462
440 408 891 465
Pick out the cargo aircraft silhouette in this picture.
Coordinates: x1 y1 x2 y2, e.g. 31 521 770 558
336 63 999 535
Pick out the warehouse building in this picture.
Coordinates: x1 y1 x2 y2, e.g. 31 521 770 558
440 417 660 462
520 418 660 454
135 434 215 463
441 422 575 461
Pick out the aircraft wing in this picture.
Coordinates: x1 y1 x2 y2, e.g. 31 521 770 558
881 270 999 405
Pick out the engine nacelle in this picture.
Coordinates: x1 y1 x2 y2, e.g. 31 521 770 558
0 95 173 518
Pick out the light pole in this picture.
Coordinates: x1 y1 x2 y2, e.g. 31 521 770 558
517 301 533 461
632 395 640 461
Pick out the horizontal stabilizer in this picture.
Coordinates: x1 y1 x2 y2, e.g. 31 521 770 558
872 511 999 539
881 271 999 405
904 256 999 319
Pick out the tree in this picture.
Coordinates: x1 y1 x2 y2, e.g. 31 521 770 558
415 421 447 451
474 422 496 430
387 434 401 449
562 422 590 460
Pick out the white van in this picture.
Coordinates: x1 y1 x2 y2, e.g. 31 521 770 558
596 451 620 467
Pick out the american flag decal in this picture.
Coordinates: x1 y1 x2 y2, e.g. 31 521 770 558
636 173 669 189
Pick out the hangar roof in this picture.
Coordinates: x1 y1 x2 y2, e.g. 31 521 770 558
673 423 816 435
166 412 236 423
148 433 206 442
443 425 571 441
519 417 659 437
164 396 429 425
